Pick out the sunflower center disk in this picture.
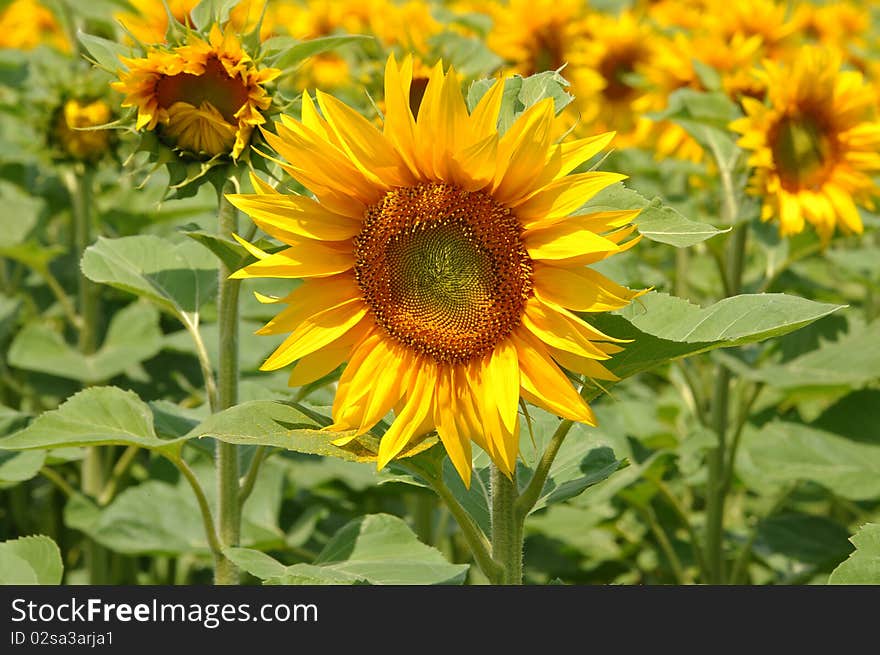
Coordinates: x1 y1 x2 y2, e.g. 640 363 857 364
155 56 249 124
772 115 833 189
356 183 533 364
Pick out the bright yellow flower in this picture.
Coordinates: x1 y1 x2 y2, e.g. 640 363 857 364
731 48 880 242
642 28 766 161
117 0 270 44
116 0 201 44
228 56 642 484
54 99 113 162
707 0 797 59
112 25 280 159
576 11 657 146
0 0 68 51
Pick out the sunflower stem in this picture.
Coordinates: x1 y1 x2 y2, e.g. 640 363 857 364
66 165 108 584
425 470 501 583
490 464 523 585
704 218 748 584
214 184 242 585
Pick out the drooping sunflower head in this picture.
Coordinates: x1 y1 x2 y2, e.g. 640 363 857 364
731 47 880 241
51 98 115 163
111 24 280 160
228 55 643 484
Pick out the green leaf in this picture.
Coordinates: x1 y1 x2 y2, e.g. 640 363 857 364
754 513 853 568
750 322 880 390
190 0 239 30
469 71 573 135
406 407 625 535
231 514 468 585
829 523 880 584
182 229 251 271
0 181 43 247
0 449 45 483
82 235 218 325
0 387 183 454
272 35 374 71
737 421 880 500
585 183 728 247
8 302 163 384
617 292 842 345
66 469 284 556
429 33 503 78
188 400 438 463
588 292 843 382
223 547 288 580
0 535 63 584
77 32 130 72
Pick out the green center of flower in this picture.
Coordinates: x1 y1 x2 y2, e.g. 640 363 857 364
772 114 833 189
355 183 533 364
155 56 249 124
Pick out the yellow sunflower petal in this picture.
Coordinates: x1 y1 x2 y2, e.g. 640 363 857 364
260 299 368 371
533 262 640 312
226 193 361 242
512 329 596 425
230 241 353 279
515 172 628 226
376 364 437 469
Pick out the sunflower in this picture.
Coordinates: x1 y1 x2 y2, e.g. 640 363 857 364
228 56 642 484
53 99 114 162
731 48 880 241
0 0 68 51
576 11 657 147
116 0 269 44
111 25 280 159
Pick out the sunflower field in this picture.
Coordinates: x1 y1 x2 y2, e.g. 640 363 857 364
0 0 878 589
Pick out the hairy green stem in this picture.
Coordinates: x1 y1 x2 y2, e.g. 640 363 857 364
97 445 140 506
67 166 108 584
173 456 223 561
704 219 749 584
651 478 706 578
238 446 269 508
516 418 573 517
424 470 500 582
40 466 76 498
182 317 218 411
490 464 522 585
214 186 242 585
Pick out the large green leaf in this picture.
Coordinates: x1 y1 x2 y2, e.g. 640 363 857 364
0 387 183 454
8 302 163 383
0 535 63 584
829 523 880 584
81 235 218 325
737 421 880 501
753 513 853 569
188 400 438 463
748 322 880 390
400 407 625 535
589 292 842 382
0 449 45 483
65 465 285 556
272 35 374 71
228 514 468 585
585 183 728 247
0 181 43 247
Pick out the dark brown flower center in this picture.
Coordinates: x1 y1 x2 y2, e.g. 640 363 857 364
598 49 641 103
155 55 249 124
355 183 533 364
771 114 834 189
